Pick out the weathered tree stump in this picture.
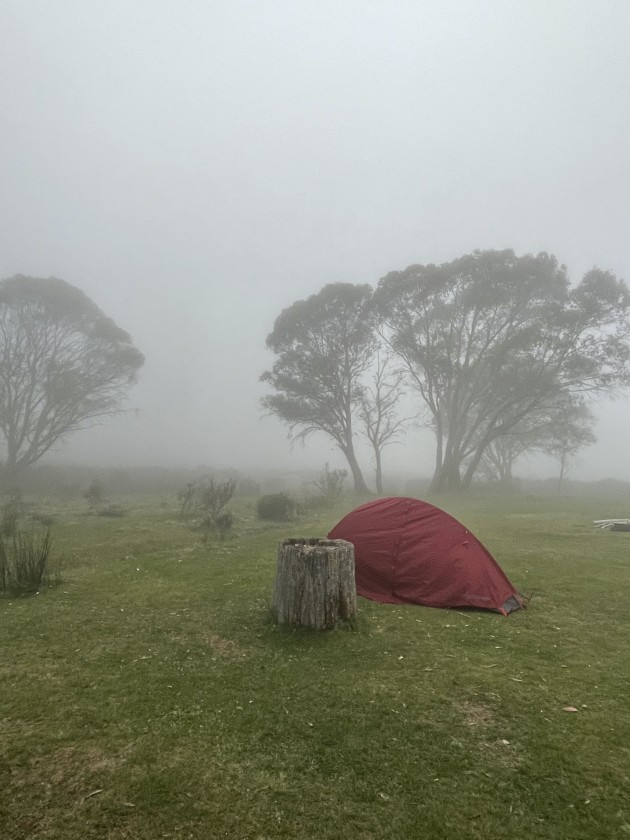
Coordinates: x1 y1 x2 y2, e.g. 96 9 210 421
272 538 356 630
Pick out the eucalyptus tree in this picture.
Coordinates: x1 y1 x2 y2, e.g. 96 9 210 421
261 283 377 493
375 250 630 492
0 275 144 484
480 394 596 487
542 398 597 494
359 352 408 494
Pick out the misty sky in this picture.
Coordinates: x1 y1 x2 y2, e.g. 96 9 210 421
2 1 630 483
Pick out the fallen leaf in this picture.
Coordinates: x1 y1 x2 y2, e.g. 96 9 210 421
562 706 578 713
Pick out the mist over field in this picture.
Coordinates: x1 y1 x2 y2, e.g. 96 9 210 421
2 1 630 484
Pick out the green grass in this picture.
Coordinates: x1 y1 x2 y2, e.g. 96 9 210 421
1 492 630 839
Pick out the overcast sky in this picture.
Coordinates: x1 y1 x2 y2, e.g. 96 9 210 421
1 1 630 483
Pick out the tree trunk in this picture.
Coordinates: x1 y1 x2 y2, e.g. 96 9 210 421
272 538 356 630
462 442 489 489
341 443 370 494
0 462 22 492
430 460 462 493
374 447 384 495
557 452 568 495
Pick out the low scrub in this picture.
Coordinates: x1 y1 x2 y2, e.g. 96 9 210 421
97 504 127 518
30 511 56 527
313 463 347 505
179 476 236 541
257 492 298 521
1 492 23 538
0 526 54 596
208 509 235 540
84 479 105 507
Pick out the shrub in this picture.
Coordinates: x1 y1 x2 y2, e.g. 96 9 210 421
84 479 105 507
178 481 197 518
257 493 298 522
178 476 237 540
97 504 127 518
30 512 56 527
1 492 23 538
200 508 234 542
313 463 347 505
0 526 54 596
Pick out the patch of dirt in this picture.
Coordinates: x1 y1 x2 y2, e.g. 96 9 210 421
203 633 248 657
4 745 132 839
170 631 248 657
10 744 127 799
456 701 523 770
456 700 495 727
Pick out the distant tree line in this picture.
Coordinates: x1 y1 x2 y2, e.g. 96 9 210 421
2 255 628 497
261 249 630 493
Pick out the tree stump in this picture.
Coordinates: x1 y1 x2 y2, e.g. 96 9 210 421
272 538 356 630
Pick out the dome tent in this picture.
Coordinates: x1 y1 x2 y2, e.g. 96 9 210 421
327 497 523 615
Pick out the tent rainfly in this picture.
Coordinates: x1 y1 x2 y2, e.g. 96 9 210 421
327 496 524 615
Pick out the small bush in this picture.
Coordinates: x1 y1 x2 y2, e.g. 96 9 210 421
30 512 56 527
179 475 237 541
97 504 127 518
215 509 234 537
178 481 197 518
199 508 235 542
0 527 54 596
84 479 105 507
313 463 347 505
257 493 298 522
1 491 25 538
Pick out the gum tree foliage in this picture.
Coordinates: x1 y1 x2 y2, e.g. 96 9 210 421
542 399 597 494
374 250 630 492
261 283 377 493
480 394 596 487
0 276 144 482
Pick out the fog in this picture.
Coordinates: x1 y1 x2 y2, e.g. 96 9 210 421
1 1 630 483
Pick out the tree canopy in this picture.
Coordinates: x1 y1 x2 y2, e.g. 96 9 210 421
0 275 144 481
374 250 630 491
261 283 377 492
480 393 596 487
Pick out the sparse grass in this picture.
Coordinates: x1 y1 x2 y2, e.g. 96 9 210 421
1 492 629 839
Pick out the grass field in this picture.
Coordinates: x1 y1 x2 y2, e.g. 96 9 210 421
1 491 630 839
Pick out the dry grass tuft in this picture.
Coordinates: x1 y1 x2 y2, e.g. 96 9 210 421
456 700 494 727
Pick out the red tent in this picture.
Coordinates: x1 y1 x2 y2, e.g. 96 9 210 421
327 497 523 615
